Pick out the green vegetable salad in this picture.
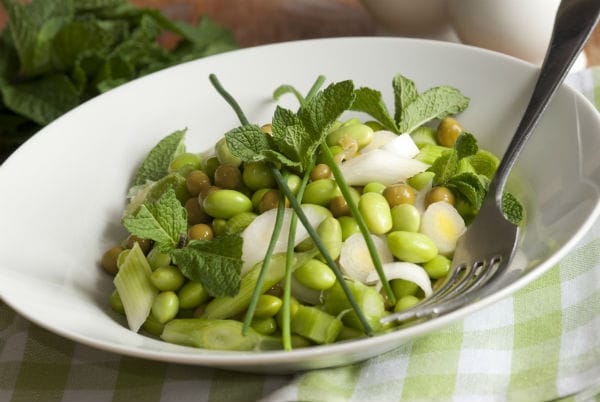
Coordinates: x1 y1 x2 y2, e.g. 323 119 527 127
101 73 524 352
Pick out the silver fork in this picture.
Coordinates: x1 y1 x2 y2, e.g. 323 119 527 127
382 0 600 326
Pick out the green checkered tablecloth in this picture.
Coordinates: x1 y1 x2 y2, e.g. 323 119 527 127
2 67 600 402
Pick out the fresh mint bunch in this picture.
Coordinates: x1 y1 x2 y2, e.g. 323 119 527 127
0 0 237 159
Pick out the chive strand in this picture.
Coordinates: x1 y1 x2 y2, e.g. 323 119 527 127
270 164 373 335
242 192 286 334
281 166 313 350
305 75 326 103
319 143 397 305
209 74 250 126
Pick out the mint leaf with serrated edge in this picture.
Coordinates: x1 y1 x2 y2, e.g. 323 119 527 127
271 106 313 168
455 132 478 160
131 129 186 187
429 149 458 186
171 234 243 297
393 74 418 124
447 172 487 210
350 87 398 133
122 189 187 252
225 124 272 162
398 86 470 133
502 192 525 225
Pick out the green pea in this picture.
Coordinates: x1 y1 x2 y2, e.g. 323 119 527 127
394 295 421 312
407 171 435 191
423 255 451 279
178 281 209 309
143 313 165 336
363 182 386 194
109 290 125 314
203 156 220 182
294 259 336 291
391 204 421 232
338 216 360 241
146 245 171 270
255 294 283 318
326 123 374 149
391 278 419 298
242 161 276 190
203 189 253 219
302 179 341 206
251 317 278 335
387 231 438 263
358 192 392 235
215 138 242 167
251 188 270 210
150 265 185 291
152 291 179 324
316 217 342 262
168 152 202 174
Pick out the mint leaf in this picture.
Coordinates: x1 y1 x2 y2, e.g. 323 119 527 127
122 189 187 252
298 80 355 145
398 86 470 133
392 74 418 123
350 87 398 132
1 74 80 125
271 106 313 168
455 132 478 160
502 192 524 225
225 124 272 162
447 172 487 209
131 129 186 187
171 234 243 297
429 149 459 186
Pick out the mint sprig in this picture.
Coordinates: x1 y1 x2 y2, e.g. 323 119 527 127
131 129 186 187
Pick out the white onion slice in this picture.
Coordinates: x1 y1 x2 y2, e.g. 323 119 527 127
420 201 466 256
241 205 326 274
360 130 397 153
365 262 432 297
381 133 420 158
340 149 429 186
339 233 394 283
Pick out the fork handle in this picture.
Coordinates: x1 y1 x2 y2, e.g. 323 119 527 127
489 0 600 202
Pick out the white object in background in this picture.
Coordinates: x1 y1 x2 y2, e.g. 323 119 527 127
447 0 561 65
360 0 458 41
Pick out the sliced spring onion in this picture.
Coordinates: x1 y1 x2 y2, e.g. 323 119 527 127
113 243 158 332
365 262 432 298
339 149 429 186
339 233 394 283
420 201 466 256
290 305 342 344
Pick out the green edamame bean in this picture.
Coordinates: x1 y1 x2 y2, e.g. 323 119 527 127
338 216 360 241
391 278 419 299
391 204 421 232
146 245 171 270
358 192 392 235
203 156 220 182
150 265 185 291
326 123 374 149
109 290 125 314
203 189 253 219
215 138 242 166
363 182 386 194
294 259 336 291
394 295 421 312
212 218 228 236
286 174 302 195
168 152 202 173
255 294 283 318
302 179 341 206
143 313 164 336
251 188 270 210
251 317 278 335
387 231 438 263
316 216 342 261
275 297 300 328
152 291 179 324
225 212 257 234
178 281 209 309
243 161 276 190
423 255 451 279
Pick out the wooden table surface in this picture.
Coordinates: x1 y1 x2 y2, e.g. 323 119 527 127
1 0 600 65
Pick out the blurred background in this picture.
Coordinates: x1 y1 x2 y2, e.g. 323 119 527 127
1 0 599 65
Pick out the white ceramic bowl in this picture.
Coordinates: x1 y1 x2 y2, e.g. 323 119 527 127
1 37 600 373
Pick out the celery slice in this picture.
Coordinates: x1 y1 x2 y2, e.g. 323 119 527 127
290 305 342 344
113 243 158 332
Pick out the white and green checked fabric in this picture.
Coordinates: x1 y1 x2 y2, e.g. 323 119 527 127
2 67 600 402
